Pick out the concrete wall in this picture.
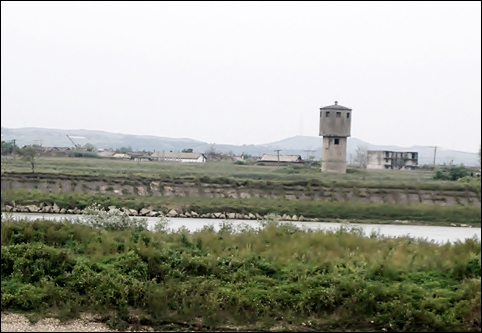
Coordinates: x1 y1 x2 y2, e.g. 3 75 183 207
2 173 481 207
321 137 347 173
319 109 352 137
367 151 385 169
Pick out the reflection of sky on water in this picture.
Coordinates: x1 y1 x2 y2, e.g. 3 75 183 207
4 213 481 244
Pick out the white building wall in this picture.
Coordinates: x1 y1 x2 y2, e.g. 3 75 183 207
180 156 205 163
321 137 347 173
367 151 385 169
156 154 206 163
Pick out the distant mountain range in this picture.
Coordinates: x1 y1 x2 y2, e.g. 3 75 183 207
1 127 478 166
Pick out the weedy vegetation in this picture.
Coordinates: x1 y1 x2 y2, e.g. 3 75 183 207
2 156 481 331
1 207 481 332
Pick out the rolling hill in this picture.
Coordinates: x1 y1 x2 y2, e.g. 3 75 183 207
1 127 478 166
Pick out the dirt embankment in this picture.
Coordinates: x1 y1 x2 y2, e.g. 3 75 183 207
1 172 480 207
0 313 116 332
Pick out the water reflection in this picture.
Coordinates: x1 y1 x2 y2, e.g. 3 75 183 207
3 212 481 244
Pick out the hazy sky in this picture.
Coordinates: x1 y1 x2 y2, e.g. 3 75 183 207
1 1 481 152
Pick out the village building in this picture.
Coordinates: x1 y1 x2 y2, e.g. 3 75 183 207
20 145 71 156
20 144 44 152
150 151 207 163
43 146 71 157
111 153 131 160
97 150 116 158
367 151 418 170
128 152 152 162
258 154 303 164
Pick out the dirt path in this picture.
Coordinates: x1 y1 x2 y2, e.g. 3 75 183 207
1 313 115 332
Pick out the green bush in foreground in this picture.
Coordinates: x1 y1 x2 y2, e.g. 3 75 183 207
434 165 470 181
1 211 481 332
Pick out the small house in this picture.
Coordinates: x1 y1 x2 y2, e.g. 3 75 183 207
111 153 131 160
258 154 304 164
150 151 207 163
97 150 116 158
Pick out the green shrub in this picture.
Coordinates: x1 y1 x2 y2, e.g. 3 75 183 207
1 215 480 331
434 165 470 181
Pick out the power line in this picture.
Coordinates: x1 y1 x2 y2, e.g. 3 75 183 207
392 144 477 154
403 145 477 155
303 149 316 160
436 149 478 155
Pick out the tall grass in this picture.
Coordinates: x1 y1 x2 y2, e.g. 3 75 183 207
1 213 480 332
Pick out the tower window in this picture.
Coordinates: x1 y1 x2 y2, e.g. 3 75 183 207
334 138 340 145
336 112 341 118
347 113 350 119
326 111 330 117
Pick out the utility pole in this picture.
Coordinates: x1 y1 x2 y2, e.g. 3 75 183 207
274 149 282 165
303 149 316 161
432 146 437 168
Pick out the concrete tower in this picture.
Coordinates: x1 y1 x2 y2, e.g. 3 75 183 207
319 101 352 174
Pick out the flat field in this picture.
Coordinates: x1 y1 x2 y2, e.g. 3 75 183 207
1 156 481 226
0 156 443 182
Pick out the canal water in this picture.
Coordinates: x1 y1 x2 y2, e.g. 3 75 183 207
3 212 481 244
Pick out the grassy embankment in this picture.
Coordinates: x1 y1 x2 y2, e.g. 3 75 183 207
1 189 481 226
2 157 481 226
1 212 481 332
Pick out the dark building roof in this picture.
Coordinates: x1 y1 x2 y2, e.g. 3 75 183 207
320 101 352 111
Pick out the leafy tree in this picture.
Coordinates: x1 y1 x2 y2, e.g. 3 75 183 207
1 141 17 155
83 143 95 152
241 152 253 160
205 146 218 160
116 146 132 153
15 146 38 173
354 146 368 169
182 148 193 153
